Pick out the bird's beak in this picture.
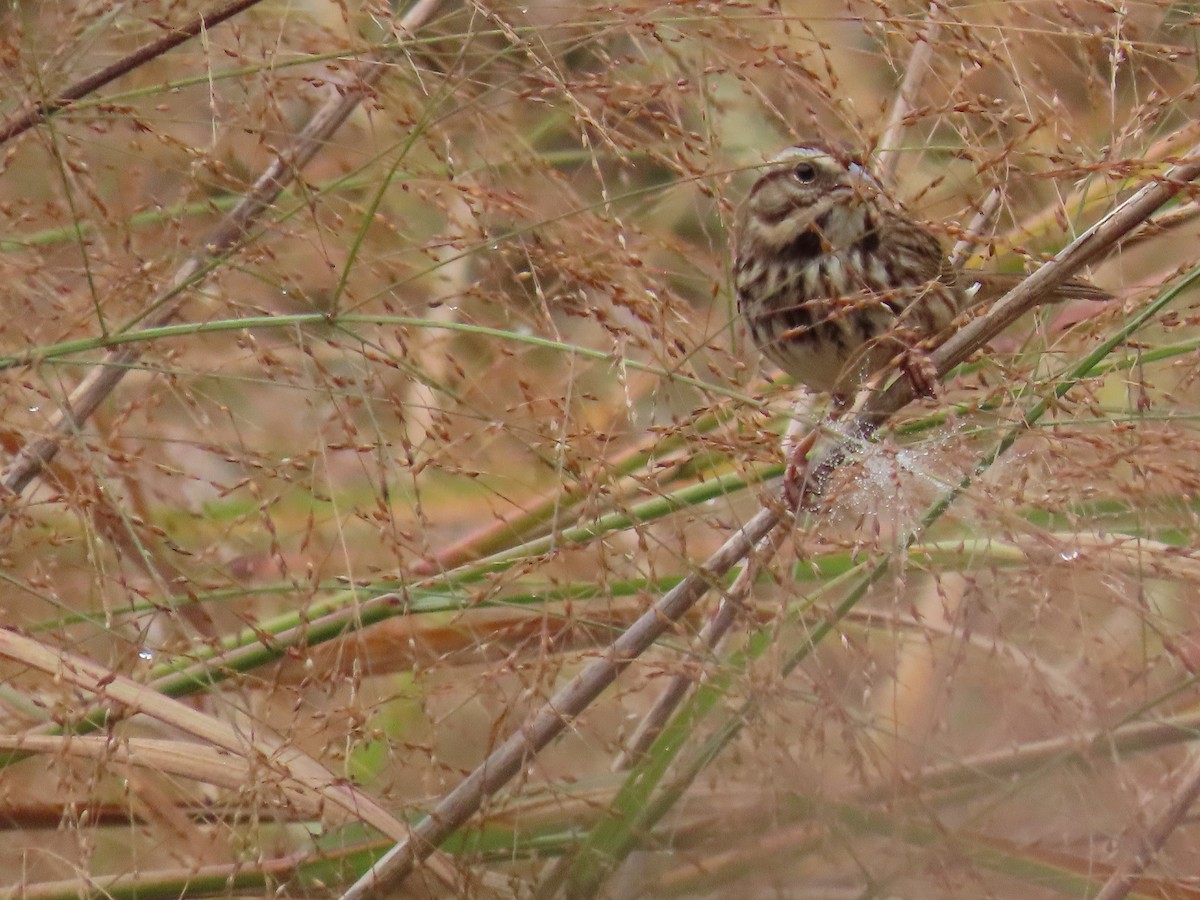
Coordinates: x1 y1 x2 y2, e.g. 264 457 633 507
847 161 884 197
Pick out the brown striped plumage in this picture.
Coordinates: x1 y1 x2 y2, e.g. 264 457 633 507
734 145 1108 399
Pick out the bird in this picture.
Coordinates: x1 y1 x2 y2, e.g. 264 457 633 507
733 143 1109 405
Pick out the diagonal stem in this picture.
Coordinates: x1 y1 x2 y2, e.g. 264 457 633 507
0 0 268 146
865 146 1200 427
875 3 944 185
340 504 784 899
611 526 787 772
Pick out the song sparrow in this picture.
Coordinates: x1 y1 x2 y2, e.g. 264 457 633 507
734 144 1108 402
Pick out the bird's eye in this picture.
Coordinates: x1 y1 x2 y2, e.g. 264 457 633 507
792 162 818 183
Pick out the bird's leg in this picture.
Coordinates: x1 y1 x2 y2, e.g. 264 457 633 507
783 426 821 510
898 348 940 399
782 393 849 511
884 327 941 400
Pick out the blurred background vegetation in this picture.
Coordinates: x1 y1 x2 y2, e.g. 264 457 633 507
1 1 1199 897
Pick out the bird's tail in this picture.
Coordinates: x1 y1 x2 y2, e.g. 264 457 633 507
962 270 1111 305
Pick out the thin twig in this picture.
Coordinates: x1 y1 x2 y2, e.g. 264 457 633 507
345 137 1200 897
0 0 447 513
949 187 1002 268
875 3 943 186
1112 200 1200 253
612 527 787 771
855 708 1200 805
0 0 267 146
